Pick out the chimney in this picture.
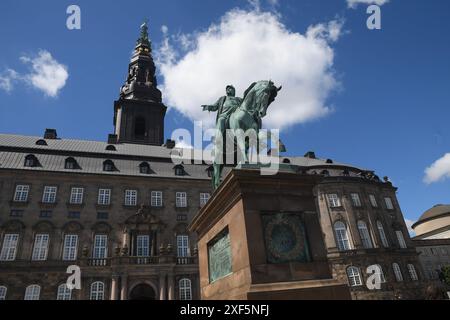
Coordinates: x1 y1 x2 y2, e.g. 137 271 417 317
304 151 316 159
44 128 58 139
108 134 118 144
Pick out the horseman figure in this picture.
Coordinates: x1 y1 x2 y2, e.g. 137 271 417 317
202 81 282 190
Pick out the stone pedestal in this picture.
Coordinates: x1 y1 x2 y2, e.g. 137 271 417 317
189 168 351 300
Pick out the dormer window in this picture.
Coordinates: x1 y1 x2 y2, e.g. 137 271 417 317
321 170 330 177
105 145 117 151
174 165 185 176
139 162 150 174
24 154 39 167
35 139 48 146
342 169 350 176
282 158 291 164
65 157 79 170
103 160 116 172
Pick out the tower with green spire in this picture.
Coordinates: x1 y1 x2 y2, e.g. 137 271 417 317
112 21 167 146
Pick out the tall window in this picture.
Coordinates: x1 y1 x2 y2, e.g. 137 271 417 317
70 187 84 204
42 186 57 204
374 264 386 283
369 194 378 208
407 264 419 281
396 231 407 249
134 117 146 138
90 281 105 300
179 278 192 300
62 235 78 261
357 221 373 249
136 235 150 257
32 234 50 261
176 192 187 208
334 221 351 251
346 266 362 287
177 235 189 257
98 189 111 205
24 285 41 300
57 284 72 300
0 286 6 300
350 193 362 207
14 185 30 202
93 235 108 259
151 191 163 207
384 197 394 210
200 193 211 207
0 234 19 261
327 194 341 208
377 221 389 248
392 263 403 282
124 190 138 206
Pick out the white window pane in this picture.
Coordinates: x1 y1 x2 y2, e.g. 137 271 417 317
136 235 150 257
70 188 84 204
0 234 19 261
57 284 72 300
384 197 394 210
408 264 418 281
32 234 49 261
98 189 111 205
14 185 30 202
334 222 351 251
347 267 362 287
327 194 341 208
377 221 389 248
351 193 361 207
369 195 378 207
93 235 108 259
42 186 57 203
90 282 104 300
0 286 7 300
176 192 187 208
393 263 403 282
357 221 373 249
179 279 192 300
177 235 189 257
63 235 78 261
200 193 211 207
396 231 407 249
24 285 40 300
151 191 163 207
125 190 137 206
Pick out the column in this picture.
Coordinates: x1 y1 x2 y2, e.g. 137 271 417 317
159 274 166 300
167 274 175 300
120 275 128 300
110 275 120 300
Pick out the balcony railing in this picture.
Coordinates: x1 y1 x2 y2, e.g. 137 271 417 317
78 255 197 267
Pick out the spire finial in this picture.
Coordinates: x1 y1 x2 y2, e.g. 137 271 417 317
136 19 151 49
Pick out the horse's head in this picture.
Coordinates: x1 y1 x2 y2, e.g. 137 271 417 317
252 80 282 118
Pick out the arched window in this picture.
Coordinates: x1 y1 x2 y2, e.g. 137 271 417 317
35 139 48 146
105 145 117 151
179 278 192 300
357 221 373 249
24 154 38 167
346 266 362 287
65 157 79 170
139 162 150 174
0 286 7 300
90 281 105 300
134 117 146 139
103 160 116 172
374 264 386 283
334 221 351 251
407 264 419 281
56 283 72 300
377 221 389 248
392 263 403 282
24 285 41 300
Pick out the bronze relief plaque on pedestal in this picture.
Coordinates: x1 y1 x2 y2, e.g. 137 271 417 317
208 227 232 283
262 213 311 264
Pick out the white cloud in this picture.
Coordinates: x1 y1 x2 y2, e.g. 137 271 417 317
0 50 68 98
424 153 450 184
404 219 416 237
157 9 343 130
347 0 389 9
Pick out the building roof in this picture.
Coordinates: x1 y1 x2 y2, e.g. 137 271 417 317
412 204 450 229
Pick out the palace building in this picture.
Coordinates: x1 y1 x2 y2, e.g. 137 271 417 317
0 24 426 300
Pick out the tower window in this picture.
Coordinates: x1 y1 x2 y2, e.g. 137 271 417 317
134 117 146 139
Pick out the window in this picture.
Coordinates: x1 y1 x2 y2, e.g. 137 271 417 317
174 165 185 176
0 286 6 300
334 221 351 251
179 278 192 300
177 214 187 222
68 212 81 219
369 194 378 208
14 185 30 202
70 187 84 204
24 285 41 300
103 160 115 172
42 186 57 204
357 221 373 249
206 166 213 178
10 210 24 217
377 221 389 248
407 264 419 281
65 157 79 170
124 190 138 206
32 234 49 261
97 212 109 220
177 235 189 257
98 189 111 205
396 230 407 249
63 235 78 261
39 211 52 218
105 145 117 151
151 191 163 207
35 139 47 146
57 284 72 300
176 192 187 208
136 235 150 257
134 117 146 138
200 193 210 207
327 194 341 208
0 234 19 261
384 197 394 210
346 266 362 287
93 235 108 259
139 162 150 174
24 154 38 167
350 193 362 207
90 281 105 300
393 263 403 282
374 264 386 283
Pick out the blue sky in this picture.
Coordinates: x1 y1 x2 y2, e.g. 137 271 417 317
0 0 449 227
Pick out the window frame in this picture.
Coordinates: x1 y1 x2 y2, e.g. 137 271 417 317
176 192 187 208
14 184 30 202
200 193 211 207
327 193 341 208
0 233 19 261
90 281 105 300
24 285 41 300
0 286 7 300
369 194 378 208
92 234 108 259
56 283 72 300
42 186 58 204
177 235 189 257
392 263 404 282
124 189 138 207
334 221 352 251
384 197 394 210
357 220 373 249
179 278 192 300
31 233 50 261
407 264 419 281
151 191 163 207
98 188 111 206
376 221 389 248
346 266 363 287
350 193 362 207
62 234 79 261
396 230 407 249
